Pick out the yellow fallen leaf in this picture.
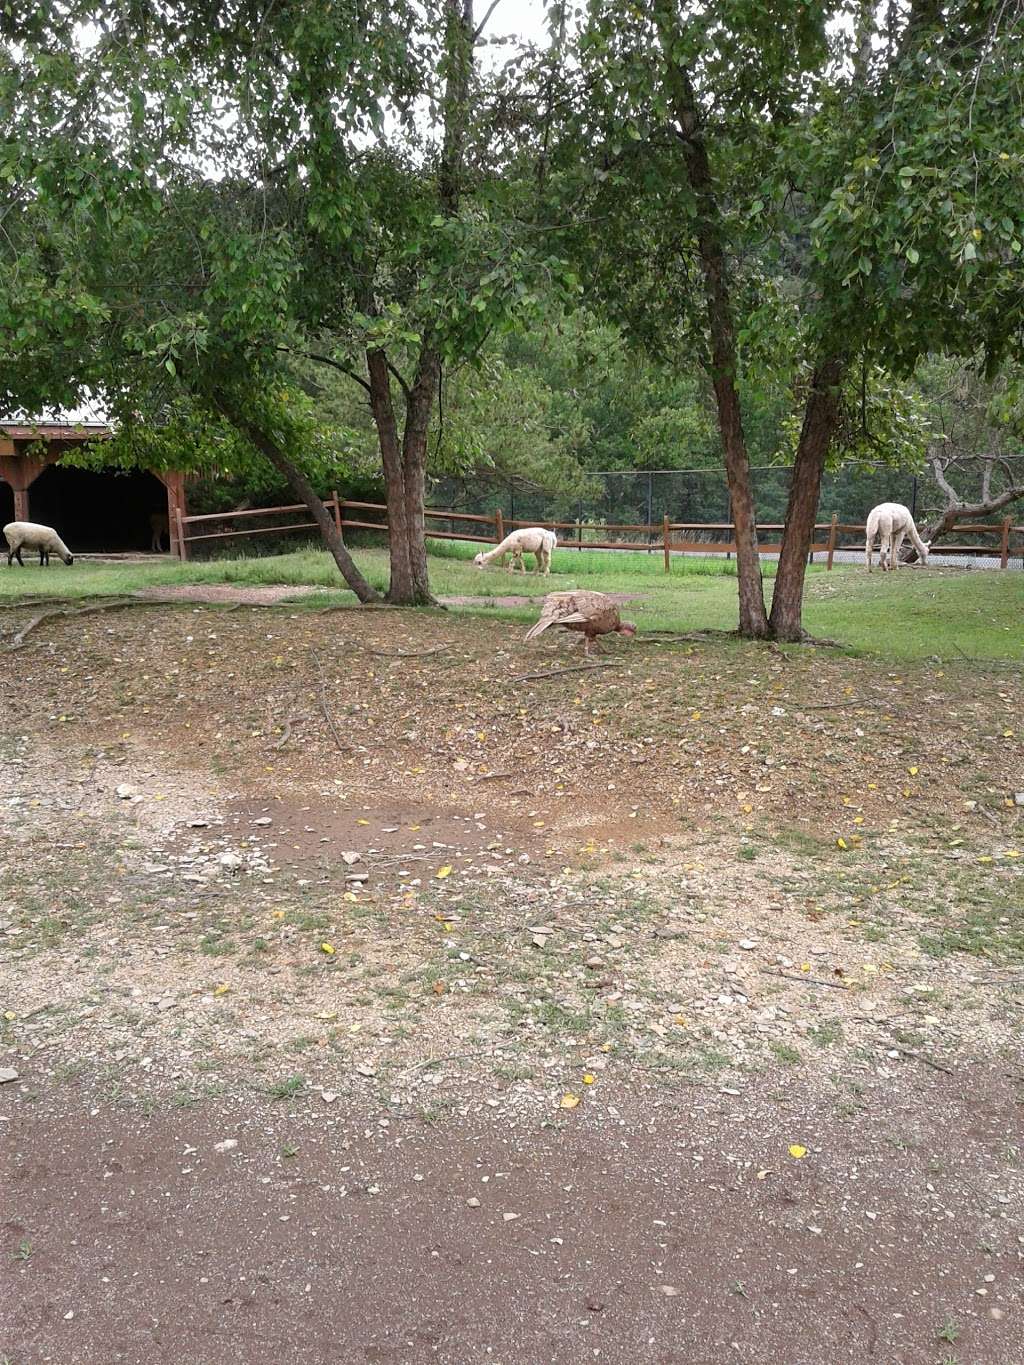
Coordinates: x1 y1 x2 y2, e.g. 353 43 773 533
214 983 230 996
1005 850 1021 859
853 816 864 825
908 766 918 776
320 942 336 955
836 837 848 850
691 710 701 721
978 856 993 864
436 866 453 879
867 782 878 790
560 1093 580 1109
357 819 369 826
801 962 811 973
582 1074 595 1085
343 892 357 902
1003 730 1014 738
788 1144 807 1159
3 1010 15 1021
272 910 285 920
862 963 878 975
600 1042 614 1053
741 803 753 814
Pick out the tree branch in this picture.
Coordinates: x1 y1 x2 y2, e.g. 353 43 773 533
930 456 962 507
473 0 502 41
304 352 372 396
386 360 411 400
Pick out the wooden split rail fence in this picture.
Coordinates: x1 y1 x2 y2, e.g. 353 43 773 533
173 498 1023 570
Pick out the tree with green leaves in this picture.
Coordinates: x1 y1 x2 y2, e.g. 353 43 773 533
543 0 1024 638
1 0 569 604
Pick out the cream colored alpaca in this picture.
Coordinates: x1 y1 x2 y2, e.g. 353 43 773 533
473 527 557 575
865 502 930 572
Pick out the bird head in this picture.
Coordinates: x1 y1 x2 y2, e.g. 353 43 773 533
618 621 637 638
919 542 930 563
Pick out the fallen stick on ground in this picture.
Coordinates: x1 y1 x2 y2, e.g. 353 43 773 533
310 649 348 752
363 645 446 659
891 1046 955 1076
512 661 623 682
760 967 849 991
4 597 141 651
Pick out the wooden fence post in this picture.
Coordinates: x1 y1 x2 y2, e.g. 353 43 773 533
663 515 671 574
175 506 189 561
1000 516 1011 569
495 508 504 543
332 490 343 539
826 513 838 571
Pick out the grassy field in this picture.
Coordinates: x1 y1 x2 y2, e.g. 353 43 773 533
1 535 1021 660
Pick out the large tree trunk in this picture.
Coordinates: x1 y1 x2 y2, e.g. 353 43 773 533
214 394 381 604
768 357 844 641
402 349 442 602
655 9 769 638
366 349 421 603
360 0 472 608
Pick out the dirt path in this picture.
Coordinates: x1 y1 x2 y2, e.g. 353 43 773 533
1 1067 1020 1365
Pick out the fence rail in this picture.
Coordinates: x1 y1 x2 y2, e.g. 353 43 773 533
173 498 1023 570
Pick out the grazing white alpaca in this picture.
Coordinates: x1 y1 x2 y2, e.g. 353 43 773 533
865 502 930 572
473 527 557 575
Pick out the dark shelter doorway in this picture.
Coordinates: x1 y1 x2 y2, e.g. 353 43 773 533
0 482 13 529
28 466 169 554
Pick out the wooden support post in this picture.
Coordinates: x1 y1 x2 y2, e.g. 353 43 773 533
332 490 343 539
663 515 671 574
13 487 29 522
826 513 838 571
1000 516 1010 569
495 508 504 543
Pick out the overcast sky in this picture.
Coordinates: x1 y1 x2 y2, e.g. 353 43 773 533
479 0 550 51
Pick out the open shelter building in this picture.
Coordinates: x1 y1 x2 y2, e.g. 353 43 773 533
0 416 186 558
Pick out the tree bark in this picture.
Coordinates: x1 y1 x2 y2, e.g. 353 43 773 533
654 9 769 638
366 348 422 603
401 348 442 603
214 394 381 604
359 0 472 607
768 357 845 641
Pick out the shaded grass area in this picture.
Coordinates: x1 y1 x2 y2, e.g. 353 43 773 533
0 537 1021 661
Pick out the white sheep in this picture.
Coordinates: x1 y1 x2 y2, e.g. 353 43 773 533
4 521 75 567
864 502 930 572
473 527 557 575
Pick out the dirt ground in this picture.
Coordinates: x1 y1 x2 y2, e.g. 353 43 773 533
3 1065 1022 1365
1 598 1022 1363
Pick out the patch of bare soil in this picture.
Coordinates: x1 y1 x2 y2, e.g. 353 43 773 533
134 583 324 605
1 1067 1021 1365
1 600 1022 1359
